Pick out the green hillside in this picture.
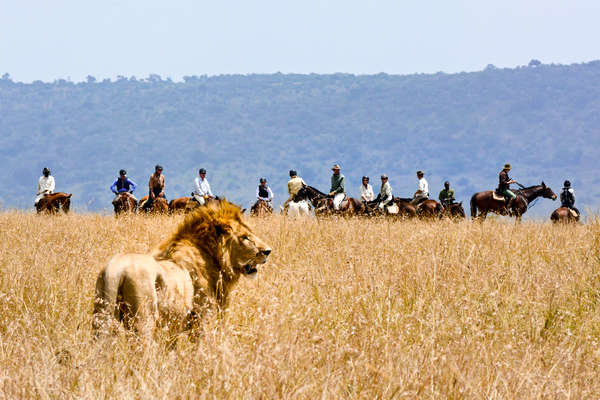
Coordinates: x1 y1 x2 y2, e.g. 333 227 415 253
1 62 599 216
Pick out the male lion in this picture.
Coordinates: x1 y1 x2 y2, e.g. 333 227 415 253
92 200 271 338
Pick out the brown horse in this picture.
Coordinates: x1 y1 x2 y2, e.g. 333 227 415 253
250 199 273 217
416 199 443 218
139 195 169 214
296 185 359 216
36 192 72 214
551 207 580 223
441 202 466 219
471 182 557 221
169 196 193 213
113 192 137 215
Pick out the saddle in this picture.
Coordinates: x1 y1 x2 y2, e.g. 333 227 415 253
386 204 399 214
569 208 579 218
492 191 505 202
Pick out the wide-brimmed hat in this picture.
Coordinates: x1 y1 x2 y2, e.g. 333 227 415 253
331 164 341 170
503 163 511 170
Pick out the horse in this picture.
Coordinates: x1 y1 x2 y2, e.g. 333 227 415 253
36 192 72 214
113 192 137 215
295 185 359 216
551 207 580 223
391 198 418 218
139 195 169 214
416 199 443 218
250 199 273 217
441 202 466 219
168 196 193 213
284 200 311 216
471 182 557 221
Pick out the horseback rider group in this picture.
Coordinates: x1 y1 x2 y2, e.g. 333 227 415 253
34 162 579 218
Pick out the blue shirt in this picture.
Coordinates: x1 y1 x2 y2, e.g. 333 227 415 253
111 177 137 194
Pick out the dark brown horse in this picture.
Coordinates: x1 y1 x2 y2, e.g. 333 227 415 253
296 185 360 216
416 199 443 218
36 192 72 214
389 198 418 218
139 195 169 214
250 199 273 217
471 182 557 221
550 207 580 223
113 192 137 215
441 202 466 219
168 196 193 213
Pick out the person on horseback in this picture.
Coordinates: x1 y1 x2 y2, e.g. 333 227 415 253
560 180 580 216
283 170 306 209
329 164 346 210
110 169 137 204
192 168 214 206
253 177 274 211
142 165 166 211
360 176 374 203
376 174 393 211
35 167 55 206
438 181 455 208
497 163 517 209
411 171 429 205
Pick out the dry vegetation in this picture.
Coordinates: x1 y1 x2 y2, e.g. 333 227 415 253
0 212 599 399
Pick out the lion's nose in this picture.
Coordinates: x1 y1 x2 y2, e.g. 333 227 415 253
261 249 271 256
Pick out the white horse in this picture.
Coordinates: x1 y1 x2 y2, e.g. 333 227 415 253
281 200 311 217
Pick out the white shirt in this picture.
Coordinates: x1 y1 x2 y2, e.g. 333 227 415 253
380 181 393 199
256 186 274 201
418 178 429 195
360 184 374 201
194 177 213 197
37 176 55 195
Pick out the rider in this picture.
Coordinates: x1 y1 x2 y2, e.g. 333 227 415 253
329 164 346 210
192 168 214 206
560 180 580 216
110 169 137 204
254 178 274 210
283 170 306 209
497 163 517 209
438 181 455 208
411 170 429 205
35 167 55 206
142 164 166 211
360 176 374 203
376 174 393 211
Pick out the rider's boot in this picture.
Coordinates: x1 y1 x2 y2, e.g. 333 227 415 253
506 197 514 214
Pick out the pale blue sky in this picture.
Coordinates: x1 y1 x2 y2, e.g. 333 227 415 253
1 0 599 82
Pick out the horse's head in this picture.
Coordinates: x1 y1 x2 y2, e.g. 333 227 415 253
541 182 557 200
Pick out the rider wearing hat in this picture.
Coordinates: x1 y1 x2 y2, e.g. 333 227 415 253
498 163 517 209
142 164 166 211
359 176 374 203
283 170 306 209
329 164 346 210
376 174 393 211
560 180 579 216
35 167 55 205
438 181 455 208
110 169 137 204
252 177 274 211
193 168 214 206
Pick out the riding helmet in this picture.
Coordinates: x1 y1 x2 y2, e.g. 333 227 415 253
199 168 206 174
289 170 297 177
564 180 571 187
119 169 127 176
381 174 388 179
155 164 163 171
362 176 369 181
444 181 450 188
42 167 50 176
260 177 267 183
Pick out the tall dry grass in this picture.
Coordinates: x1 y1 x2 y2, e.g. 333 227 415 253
0 212 599 399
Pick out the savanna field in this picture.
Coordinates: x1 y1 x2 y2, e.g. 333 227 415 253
1 212 599 399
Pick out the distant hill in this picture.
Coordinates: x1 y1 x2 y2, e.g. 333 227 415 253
1 62 599 216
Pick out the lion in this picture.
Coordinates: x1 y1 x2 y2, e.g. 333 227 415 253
92 200 271 339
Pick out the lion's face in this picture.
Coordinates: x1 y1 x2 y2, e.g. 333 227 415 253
224 219 271 277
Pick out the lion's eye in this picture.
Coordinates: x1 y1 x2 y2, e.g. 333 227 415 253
241 235 250 241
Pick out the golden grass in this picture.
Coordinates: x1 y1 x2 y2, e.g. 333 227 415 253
0 212 599 398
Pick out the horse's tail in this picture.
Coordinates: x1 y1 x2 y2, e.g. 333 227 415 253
92 257 124 338
62 194 72 213
470 194 478 220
